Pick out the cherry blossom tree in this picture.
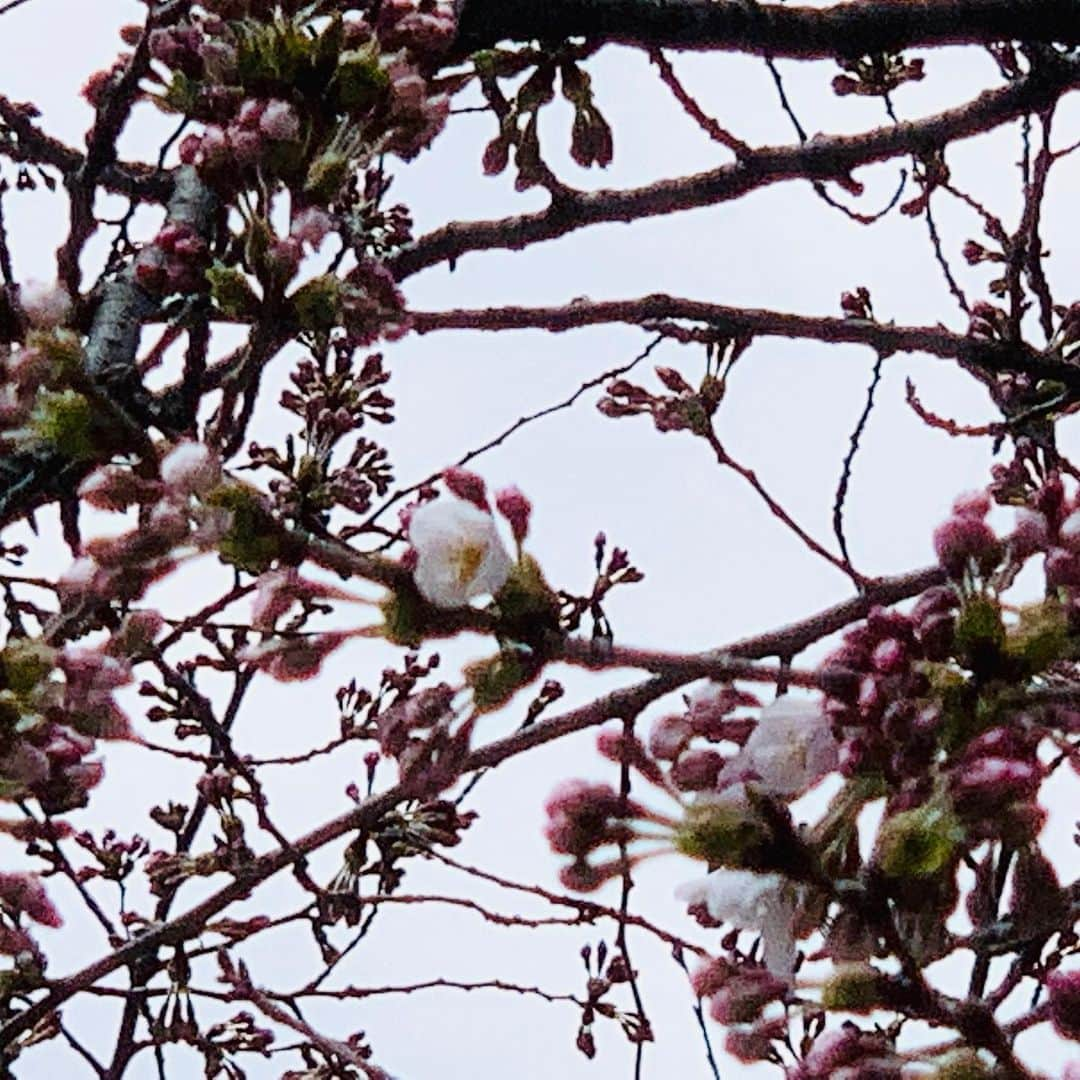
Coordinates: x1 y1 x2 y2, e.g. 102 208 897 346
2 1 1080 1077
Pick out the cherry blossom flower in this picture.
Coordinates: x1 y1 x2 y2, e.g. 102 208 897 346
677 868 799 976
718 695 838 798
407 496 512 608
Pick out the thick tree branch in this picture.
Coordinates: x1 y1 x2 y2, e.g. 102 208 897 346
454 0 1080 58
0 167 213 528
391 58 1080 279
410 294 1074 384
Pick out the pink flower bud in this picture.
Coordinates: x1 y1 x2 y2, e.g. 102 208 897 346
670 748 723 790
291 207 334 249
596 725 664 785
952 490 991 518
871 638 906 674
648 714 692 761
0 873 61 927
228 126 262 165
200 125 229 163
267 236 303 277
259 99 300 142
236 99 266 129
708 969 787 1024
442 467 488 509
690 956 733 998
239 632 351 682
58 557 102 596
1061 510 1080 553
1049 970 1080 1041
932 514 1001 577
952 756 1040 813
1012 508 1049 558
494 485 531 543
558 858 623 893
1047 547 1080 589
78 465 158 511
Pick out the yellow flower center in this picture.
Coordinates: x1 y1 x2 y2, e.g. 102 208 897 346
451 541 485 588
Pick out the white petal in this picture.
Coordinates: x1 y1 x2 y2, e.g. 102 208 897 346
409 497 512 609
677 869 799 977
722 695 837 797
678 868 783 927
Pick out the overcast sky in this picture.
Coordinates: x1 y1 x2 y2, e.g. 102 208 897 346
2 2 1080 1077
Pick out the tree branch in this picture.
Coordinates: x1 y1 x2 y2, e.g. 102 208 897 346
391 58 1080 279
410 295 1072 384
453 0 1080 59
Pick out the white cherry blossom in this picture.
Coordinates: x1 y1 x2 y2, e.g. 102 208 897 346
408 496 512 609
719 695 837 798
676 868 799 976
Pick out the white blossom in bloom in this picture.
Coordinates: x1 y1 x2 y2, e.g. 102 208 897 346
719 695 837 798
20 280 72 328
408 497 512 609
676 868 798 975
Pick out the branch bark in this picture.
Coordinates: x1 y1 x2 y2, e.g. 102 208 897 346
410 295 1076 384
454 0 1080 58
391 56 1080 279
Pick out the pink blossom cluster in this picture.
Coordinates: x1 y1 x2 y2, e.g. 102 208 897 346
178 98 301 175
66 441 223 604
133 221 211 295
374 683 474 796
819 602 951 783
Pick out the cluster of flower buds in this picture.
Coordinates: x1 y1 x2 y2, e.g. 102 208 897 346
543 778 663 892
931 489 1006 581
66 441 227 605
1004 474 1080 615
374 684 474 797
178 97 302 177
947 724 1044 841
648 683 760 792
263 207 339 281
133 221 211 294
598 365 721 435
831 52 925 97
376 0 457 54
0 329 110 461
818 602 948 783
788 1024 902 1079
149 15 237 85
0 619 159 816
146 0 455 200
690 955 789 1032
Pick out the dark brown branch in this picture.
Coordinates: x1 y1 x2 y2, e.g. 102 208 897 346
409 295 1073 384
0 94 171 203
454 0 1080 59
391 58 1080 278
